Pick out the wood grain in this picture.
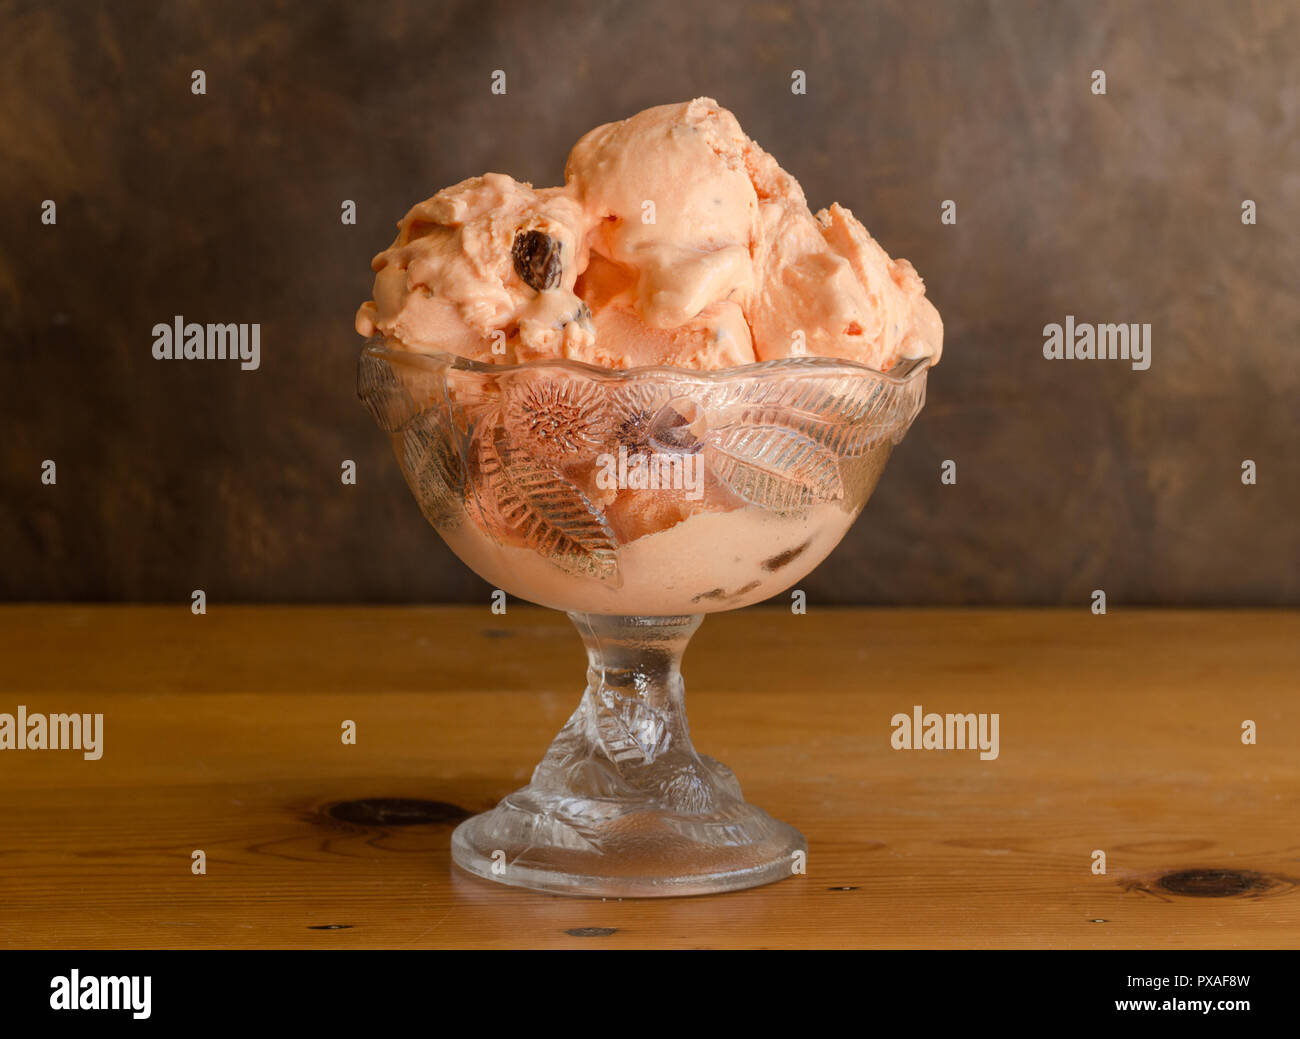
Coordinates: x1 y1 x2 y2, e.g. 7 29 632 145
0 605 1297 949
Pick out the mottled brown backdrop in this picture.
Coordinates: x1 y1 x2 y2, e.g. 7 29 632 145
2 0 1296 604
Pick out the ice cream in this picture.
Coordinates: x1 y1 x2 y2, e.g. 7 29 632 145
358 100 935 613
440 497 862 615
356 98 942 372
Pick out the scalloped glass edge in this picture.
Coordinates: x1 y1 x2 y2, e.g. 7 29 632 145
359 335 932 386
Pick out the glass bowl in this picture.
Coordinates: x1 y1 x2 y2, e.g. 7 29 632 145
358 337 928 897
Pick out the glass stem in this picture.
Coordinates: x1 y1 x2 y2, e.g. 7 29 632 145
570 613 701 768
523 614 724 810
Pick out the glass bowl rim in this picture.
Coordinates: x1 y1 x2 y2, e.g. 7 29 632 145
360 336 931 386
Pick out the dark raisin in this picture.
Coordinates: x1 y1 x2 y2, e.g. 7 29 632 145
512 230 563 291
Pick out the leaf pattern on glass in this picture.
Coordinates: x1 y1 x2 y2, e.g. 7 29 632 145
726 407 883 456
659 763 713 813
893 376 927 443
720 370 921 432
477 429 621 582
501 373 609 465
357 349 420 432
716 370 928 452
704 424 844 510
594 690 670 767
444 368 503 437
398 408 465 528
608 380 674 452
531 715 638 803
709 372 859 420
359 345 930 570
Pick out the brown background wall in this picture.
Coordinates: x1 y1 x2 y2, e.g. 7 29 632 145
2 0 1296 605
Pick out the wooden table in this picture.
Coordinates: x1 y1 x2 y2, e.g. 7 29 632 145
1 606 1296 949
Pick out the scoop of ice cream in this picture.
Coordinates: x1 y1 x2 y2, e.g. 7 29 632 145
565 98 758 331
356 98 942 371
356 173 594 364
747 201 943 369
571 252 754 369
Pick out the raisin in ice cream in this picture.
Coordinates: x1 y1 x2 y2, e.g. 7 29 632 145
356 98 942 371
356 174 595 363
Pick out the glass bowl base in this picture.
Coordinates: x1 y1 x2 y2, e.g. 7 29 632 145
450 795 806 898
447 611 807 898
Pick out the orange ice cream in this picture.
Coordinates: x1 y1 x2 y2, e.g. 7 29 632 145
356 98 942 372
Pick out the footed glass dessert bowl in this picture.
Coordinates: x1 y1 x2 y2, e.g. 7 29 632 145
358 337 928 897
